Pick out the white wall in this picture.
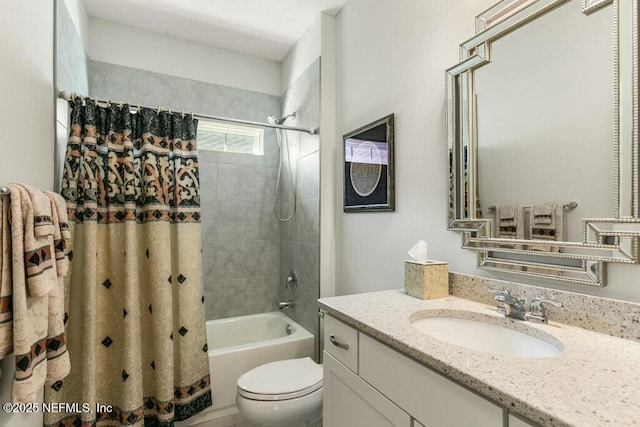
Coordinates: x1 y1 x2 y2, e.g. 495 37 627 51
320 14 337 299
0 0 55 191
334 0 640 303
0 1 53 424
88 17 282 96
335 0 494 296
282 16 322 92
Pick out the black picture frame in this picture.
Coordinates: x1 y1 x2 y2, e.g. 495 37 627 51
343 114 395 212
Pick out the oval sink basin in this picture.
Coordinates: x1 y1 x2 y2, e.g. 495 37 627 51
411 312 563 358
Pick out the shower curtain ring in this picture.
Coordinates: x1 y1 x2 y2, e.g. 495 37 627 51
181 110 185 119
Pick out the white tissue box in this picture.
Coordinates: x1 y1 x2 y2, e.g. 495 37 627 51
404 260 449 300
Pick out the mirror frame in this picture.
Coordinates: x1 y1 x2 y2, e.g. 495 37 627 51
446 0 640 286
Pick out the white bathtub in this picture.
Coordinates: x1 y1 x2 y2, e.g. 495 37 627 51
183 311 314 425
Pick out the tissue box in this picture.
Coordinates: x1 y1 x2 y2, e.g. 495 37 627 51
404 260 449 300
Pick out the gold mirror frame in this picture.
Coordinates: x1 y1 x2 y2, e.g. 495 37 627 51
446 0 640 286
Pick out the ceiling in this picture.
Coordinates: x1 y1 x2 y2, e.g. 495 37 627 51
83 0 348 62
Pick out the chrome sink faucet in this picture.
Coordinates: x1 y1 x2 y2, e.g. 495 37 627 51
488 288 526 320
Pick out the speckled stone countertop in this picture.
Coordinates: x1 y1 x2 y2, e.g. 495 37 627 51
319 290 640 427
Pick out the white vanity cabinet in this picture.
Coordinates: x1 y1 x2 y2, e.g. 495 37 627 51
323 314 535 427
323 353 412 426
323 314 412 426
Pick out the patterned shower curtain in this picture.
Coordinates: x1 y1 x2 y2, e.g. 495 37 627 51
44 97 212 426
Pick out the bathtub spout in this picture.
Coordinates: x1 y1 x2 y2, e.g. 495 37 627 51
278 301 295 310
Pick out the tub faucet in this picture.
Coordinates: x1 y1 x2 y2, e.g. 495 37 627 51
278 301 295 310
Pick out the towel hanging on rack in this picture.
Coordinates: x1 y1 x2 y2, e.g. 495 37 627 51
529 201 566 252
4 184 70 403
497 204 525 240
0 194 12 359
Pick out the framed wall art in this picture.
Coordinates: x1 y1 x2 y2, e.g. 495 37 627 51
343 114 395 212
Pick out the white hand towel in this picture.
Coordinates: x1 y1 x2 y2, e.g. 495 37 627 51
532 202 554 226
529 202 565 252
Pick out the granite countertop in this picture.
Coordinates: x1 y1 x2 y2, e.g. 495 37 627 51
318 290 640 427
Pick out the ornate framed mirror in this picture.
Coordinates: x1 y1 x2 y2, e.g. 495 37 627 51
446 0 640 286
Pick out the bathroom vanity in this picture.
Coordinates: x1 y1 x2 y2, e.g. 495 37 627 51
319 290 640 426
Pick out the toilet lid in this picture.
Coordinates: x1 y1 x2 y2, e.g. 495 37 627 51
237 357 323 400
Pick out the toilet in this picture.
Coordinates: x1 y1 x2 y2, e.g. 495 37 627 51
236 357 323 427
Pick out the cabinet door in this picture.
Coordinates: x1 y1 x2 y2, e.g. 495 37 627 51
359 334 504 427
323 352 411 427
509 414 538 427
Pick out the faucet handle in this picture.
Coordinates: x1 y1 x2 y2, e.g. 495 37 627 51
487 287 510 297
526 297 563 323
531 297 563 310
487 287 509 315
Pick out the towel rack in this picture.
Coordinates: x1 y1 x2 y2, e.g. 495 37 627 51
0 186 9 197
487 202 577 213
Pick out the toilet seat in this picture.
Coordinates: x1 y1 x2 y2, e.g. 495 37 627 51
237 357 323 401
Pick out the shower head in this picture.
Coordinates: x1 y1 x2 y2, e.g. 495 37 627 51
268 112 296 125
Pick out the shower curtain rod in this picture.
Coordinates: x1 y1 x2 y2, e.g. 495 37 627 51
58 91 319 135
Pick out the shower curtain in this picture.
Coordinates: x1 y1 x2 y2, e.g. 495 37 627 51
44 97 211 426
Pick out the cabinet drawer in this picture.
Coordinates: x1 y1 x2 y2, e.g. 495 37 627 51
359 334 504 427
324 352 411 427
324 315 359 373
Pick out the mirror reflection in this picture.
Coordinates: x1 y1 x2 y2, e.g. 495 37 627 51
474 0 614 243
447 0 640 285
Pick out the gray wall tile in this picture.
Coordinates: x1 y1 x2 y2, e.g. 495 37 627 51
294 198 320 245
263 130 280 167
218 152 257 166
296 151 320 200
200 201 217 241
85 58 323 333
256 240 280 277
198 159 218 199
256 166 278 201
211 240 258 280
88 60 281 119
217 163 257 202
257 201 280 241
198 149 219 164
278 59 321 357
56 0 89 95
214 202 258 241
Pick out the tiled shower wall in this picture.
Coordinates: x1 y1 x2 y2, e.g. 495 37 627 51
59 3 321 344
56 0 88 96
278 59 321 355
55 1 89 192
87 61 282 320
